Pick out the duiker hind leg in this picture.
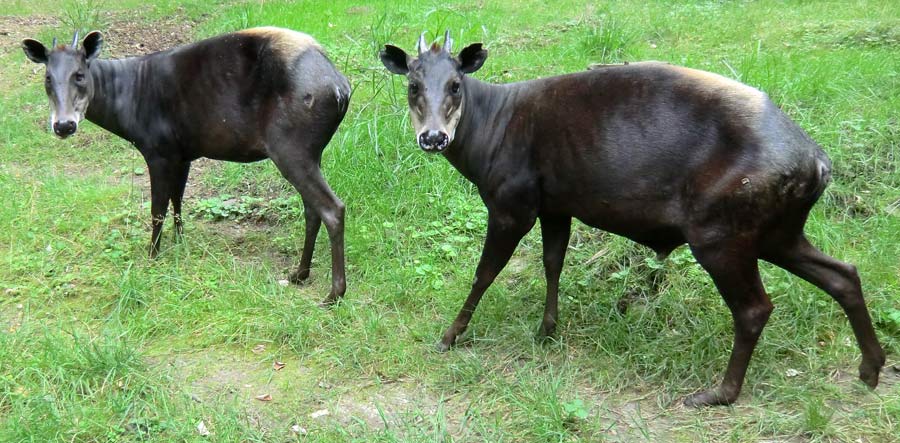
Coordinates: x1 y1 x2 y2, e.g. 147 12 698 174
764 235 885 387
289 199 322 284
268 138 345 306
686 240 773 407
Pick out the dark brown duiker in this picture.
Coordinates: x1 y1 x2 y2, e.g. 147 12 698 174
24 28 351 305
380 32 884 406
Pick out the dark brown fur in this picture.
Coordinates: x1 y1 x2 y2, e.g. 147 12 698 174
380 41 885 406
24 28 351 305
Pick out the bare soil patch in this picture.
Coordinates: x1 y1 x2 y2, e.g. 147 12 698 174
100 8 201 57
157 348 458 437
0 15 59 50
325 379 454 432
158 348 306 434
0 6 200 58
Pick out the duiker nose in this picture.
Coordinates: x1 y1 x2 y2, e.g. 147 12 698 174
53 120 77 137
418 130 449 151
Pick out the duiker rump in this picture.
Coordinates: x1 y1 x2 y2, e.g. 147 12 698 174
380 32 884 406
23 28 351 305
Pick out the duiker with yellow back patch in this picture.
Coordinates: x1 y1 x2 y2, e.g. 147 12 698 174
23 28 351 305
380 31 884 406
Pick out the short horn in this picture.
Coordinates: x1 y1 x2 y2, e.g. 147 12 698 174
52 36 58 48
71 30 79 48
416 31 427 54
443 30 452 53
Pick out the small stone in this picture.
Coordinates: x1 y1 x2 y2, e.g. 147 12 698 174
785 368 801 377
309 409 329 419
291 424 307 435
277 279 290 287
197 420 210 436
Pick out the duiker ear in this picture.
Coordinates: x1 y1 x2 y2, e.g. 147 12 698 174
22 39 49 64
380 44 411 75
457 43 487 74
82 31 103 63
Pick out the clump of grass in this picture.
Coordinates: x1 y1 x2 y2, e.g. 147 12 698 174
60 0 109 36
579 16 638 63
0 325 141 440
801 397 835 438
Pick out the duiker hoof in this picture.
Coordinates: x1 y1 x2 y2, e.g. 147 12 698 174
537 322 556 339
859 360 883 389
683 388 737 407
435 340 452 353
289 269 311 284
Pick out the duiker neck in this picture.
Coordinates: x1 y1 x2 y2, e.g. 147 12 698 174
442 75 522 184
85 57 144 143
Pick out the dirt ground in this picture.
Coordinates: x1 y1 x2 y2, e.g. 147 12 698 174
0 8 198 57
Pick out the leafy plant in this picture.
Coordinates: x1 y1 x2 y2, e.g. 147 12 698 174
393 195 487 289
192 195 260 221
60 0 109 35
562 398 590 422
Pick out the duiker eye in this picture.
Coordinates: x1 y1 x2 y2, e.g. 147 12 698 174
74 72 85 82
450 81 460 94
408 83 419 94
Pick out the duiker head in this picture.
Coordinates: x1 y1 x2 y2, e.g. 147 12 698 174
22 31 103 138
380 31 487 152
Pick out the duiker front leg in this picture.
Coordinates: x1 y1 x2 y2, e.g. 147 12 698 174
170 161 191 241
538 215 571 337
145 156 173 258
686 242 773 407
438 210 536 352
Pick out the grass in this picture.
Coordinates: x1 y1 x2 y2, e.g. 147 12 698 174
2 0 899 441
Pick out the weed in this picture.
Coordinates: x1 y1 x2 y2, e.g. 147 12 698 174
192 194 263 221
580 15 637 62
801 397 835 437
60 0 108 35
